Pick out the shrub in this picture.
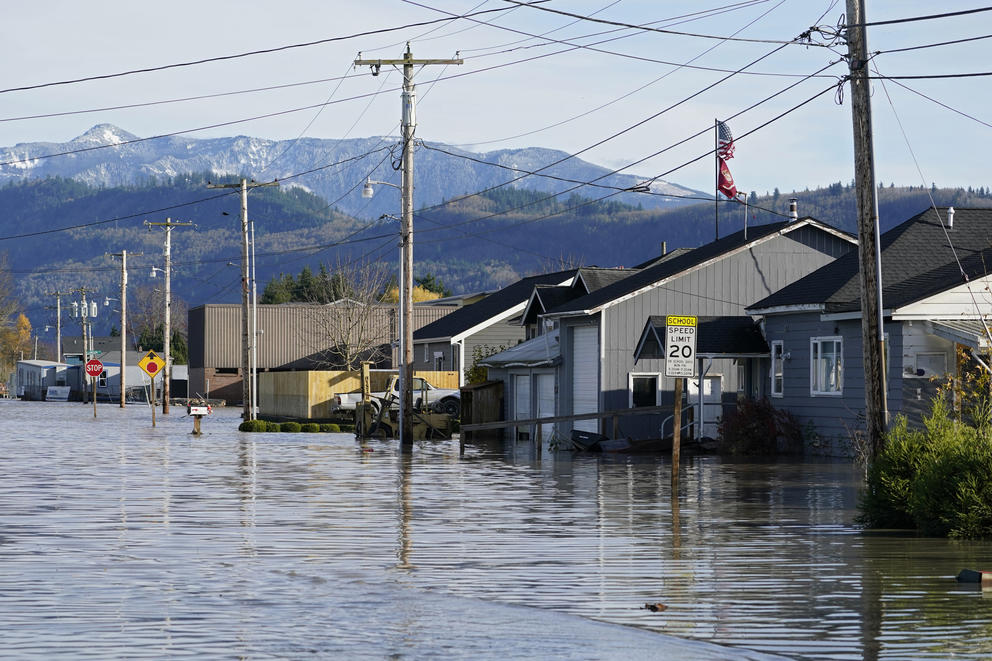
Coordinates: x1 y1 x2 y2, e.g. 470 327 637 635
319 423 341 433
717 398 803 455
280 422 302 433
301 423 320 433
266 421 281 432
339 423 355 433
860 397 992 539
238 419 267 432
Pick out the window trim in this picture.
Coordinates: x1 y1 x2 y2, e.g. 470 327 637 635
770 340 784 398
809 335 843 397
629 372 661 408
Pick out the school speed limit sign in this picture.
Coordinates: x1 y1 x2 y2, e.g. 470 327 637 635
665 315 697 377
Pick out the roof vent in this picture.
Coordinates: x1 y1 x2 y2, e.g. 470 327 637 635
946 206 955 229
789 198 798 221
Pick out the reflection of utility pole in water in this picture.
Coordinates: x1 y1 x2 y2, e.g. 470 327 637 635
671 498 681 562
397 452 414 570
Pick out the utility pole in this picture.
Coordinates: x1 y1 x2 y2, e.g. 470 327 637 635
109 250 141 408
207 178 277 420
355 44 462 448
845 0 888 460
72 287 96 403
45 290 69 363
145 219 191 414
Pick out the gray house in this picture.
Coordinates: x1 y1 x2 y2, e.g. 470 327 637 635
747 207 992 456
531 217 857 441
412 270 576 384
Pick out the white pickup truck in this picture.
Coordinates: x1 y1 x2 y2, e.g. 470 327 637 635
332 375 461 417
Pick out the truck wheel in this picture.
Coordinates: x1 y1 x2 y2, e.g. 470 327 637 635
440 398 459 417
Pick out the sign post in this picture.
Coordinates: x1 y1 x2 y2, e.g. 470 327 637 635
85 359 103 418
665 316 697 496
138 351 165 428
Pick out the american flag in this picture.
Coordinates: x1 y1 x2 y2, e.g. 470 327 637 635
717 120 735 160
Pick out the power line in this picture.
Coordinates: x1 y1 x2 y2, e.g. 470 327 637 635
501 0 829 46
876 33 992 55
0 4 529 96
859 6 992 27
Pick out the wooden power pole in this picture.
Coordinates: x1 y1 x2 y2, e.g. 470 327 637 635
108 250 142 407
145 218 191 414
355 44 462 448
846 0 888 459
207 178 277 420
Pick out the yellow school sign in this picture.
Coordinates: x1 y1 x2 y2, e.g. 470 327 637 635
138 350 165 379
665 315 697 378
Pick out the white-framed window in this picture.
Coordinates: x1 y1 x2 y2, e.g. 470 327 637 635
771 341 784 397
916 352 947 378
736 361 746 394
629 372 660 408
433 351 444 371
98 370 107 388
810 336 843 396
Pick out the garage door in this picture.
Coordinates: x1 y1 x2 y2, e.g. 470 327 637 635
572 326 599 433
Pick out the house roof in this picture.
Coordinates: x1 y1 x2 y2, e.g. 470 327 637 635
633 316 769 362
478 328 561 368
545 218 853 317
576 267 639 292
631 247 693 270
413 269 576 342
748 207 992 314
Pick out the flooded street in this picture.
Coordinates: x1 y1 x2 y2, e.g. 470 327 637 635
2 399 992 659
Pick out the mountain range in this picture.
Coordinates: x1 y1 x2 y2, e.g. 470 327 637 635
2 125 991 338
0 124 706 220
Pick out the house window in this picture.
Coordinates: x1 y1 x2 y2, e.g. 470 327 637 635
771 341 784 397
810 336 843 396
99 370 108 388
736 362 746 395
433 351 444 371
629 373 659 408
916 352 947 378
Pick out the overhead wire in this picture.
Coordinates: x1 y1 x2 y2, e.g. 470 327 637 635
0 4 531 95
871 58 992 343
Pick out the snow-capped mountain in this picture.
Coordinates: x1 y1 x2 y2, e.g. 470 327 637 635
0 124 705 218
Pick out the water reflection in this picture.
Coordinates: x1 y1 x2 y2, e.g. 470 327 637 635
2 400 992 660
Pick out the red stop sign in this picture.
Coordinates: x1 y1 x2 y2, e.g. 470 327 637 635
85 359 104 377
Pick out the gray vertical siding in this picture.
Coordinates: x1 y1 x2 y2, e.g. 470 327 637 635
596 231 851 439
760 312 904 456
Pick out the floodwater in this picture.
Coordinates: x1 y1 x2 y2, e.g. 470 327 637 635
2 400 992 660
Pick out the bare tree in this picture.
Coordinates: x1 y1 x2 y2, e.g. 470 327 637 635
303 257 394 370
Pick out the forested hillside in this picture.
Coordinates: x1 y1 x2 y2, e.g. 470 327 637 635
3 173 991 335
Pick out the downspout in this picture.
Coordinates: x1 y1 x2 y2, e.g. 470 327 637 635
698 357 713 440
457 340 466 387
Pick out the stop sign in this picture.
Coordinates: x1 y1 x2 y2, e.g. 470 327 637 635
85 359 104 377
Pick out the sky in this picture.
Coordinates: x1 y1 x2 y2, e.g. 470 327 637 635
1 0 990 197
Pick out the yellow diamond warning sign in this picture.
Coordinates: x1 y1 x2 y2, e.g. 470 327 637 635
138 350 165 379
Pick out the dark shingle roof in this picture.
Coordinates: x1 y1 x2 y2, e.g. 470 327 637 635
634 315 769 361
576 267 639 292
748 207 992 313
546 219 849 316
413 269 576 341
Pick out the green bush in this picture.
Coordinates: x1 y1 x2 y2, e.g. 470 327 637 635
339 423 354 433
280 422 302 433
266 421 281 432
238 419 267 432
717 398 802 454
301 423 320 433
319 423 341 433
860 398 992 539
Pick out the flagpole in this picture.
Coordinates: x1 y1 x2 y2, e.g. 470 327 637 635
714 119 719 241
